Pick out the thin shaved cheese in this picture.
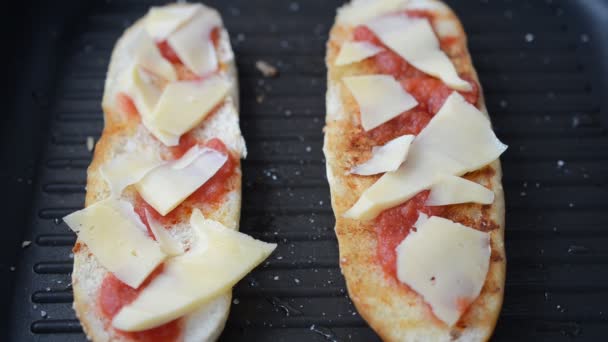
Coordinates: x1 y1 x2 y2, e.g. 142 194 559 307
337 0 409 25
426 175 495 206
144 119 181 147
145 5 200 40
119 64 163 121
350 134 414 175
117 64 180 146
396 216 491 326
145 210 184 256
344 92 507 220
126 30 176 82
168 8 221 76
335 41 384 66
343 75 418 131
63 199 167 289
100 154 163 196
112 209 276 331
136 146 227 216
366 15 471 91
152 76 231 136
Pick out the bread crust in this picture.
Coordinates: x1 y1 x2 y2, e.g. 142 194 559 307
323 1 505 341
71 5 243 341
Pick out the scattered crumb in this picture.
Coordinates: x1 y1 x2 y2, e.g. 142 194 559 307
9 266 15 271
86 136 95 152
21 240 31 248
524 33 535 42
233 298 240 305
557 160 565 168
40 310 47 318
228 7 240 16
571 116 580 128
256 94 265 103
289 2 300 12
305 146 312 152
273 276 280 281
294 278 301 284
255 60 278 77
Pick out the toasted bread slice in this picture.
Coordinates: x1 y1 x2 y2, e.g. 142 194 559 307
323 1 505 340
71 4 245 341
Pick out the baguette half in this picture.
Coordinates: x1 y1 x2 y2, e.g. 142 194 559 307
323 1 505 340
71 4 245 341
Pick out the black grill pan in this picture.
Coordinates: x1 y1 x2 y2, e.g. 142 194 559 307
4 0 608 341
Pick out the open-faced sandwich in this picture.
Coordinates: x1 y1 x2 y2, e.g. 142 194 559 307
324 0 507 340
63 4 276 341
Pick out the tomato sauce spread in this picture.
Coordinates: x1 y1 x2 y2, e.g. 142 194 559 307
98 267 181 341
116 92 140 121
352 11 481 282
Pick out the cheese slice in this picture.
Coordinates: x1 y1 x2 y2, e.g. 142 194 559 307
344 92 507 220
136 146 227 216
168 8 221 76
63 199 167 289
144 118 181 147
350 134 414 175
343 75 418 131
112 209 276 331
125 29 176 82
119 64 163 122
145 210 184 256
426 175 495 206
100 154 163 196
396 216 491 326
337 0 409 25
118 65 181 146
152 76 231 136
145 5 201 40
335 41 384 66
366 15 471 91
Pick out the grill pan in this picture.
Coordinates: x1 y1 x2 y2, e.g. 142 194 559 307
3 0 608 341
